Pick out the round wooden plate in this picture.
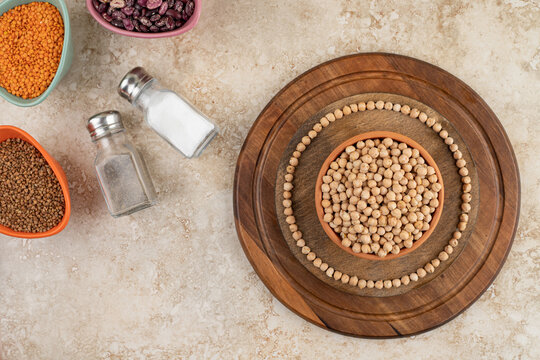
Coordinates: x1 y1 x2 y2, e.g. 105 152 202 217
276 93 469 298
233 53 520 337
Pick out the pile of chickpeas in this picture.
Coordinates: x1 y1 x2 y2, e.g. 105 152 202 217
321 137 442 257
283 99 472 290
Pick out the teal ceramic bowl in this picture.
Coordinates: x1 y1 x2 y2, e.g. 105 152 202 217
0 0 72 107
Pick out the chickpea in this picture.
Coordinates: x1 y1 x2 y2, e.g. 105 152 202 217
438 251 449 261
325 267 334 277
318 137 442 259
401 105 411 114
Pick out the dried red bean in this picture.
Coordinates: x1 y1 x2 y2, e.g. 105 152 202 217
149 25 159 32
146 0 162 10
98 3 107 13
126 0 134 6
110 0 126 8
155 17 166 27
92 0 100 10
102 13 113 22
137 0 148 6
122 6 134 15
123 18 135 30
111 19 124 28
175 20 183 28
165 9 182 19
185 1 194 16
158 1 168 15
173 0 183 11
132 9 141 19
149 13 161 22
139 24 149 32
112 10 126 20
139 16 151 26
164 15 174 29
167 0 175 8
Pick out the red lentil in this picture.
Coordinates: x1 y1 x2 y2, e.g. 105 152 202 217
0 2 64 99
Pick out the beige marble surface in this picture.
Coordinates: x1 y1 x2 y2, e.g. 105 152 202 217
0 0 539 358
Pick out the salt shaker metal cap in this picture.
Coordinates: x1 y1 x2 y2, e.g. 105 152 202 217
118 67 154 103
87 110 125 141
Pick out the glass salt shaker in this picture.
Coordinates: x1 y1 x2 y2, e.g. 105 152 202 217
118 67 218 158
87 111 158 217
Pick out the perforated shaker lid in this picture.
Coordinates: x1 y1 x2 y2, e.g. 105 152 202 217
87 110 124 141
118 67 154 103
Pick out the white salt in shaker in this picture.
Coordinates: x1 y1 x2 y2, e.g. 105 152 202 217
118 67 218 158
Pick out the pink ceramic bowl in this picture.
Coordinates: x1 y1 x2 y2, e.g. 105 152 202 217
86 0 201 38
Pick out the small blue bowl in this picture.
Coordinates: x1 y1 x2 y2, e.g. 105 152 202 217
0 0 73 107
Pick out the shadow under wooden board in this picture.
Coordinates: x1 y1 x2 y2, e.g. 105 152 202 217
233 53 520 338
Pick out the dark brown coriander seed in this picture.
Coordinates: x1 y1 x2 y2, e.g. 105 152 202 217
0 138 65 233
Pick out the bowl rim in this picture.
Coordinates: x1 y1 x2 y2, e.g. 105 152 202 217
0 125 71 239
0 0 72 107
86 0 201 39
314 131 445 261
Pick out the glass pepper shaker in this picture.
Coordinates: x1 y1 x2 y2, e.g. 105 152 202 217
118 67 218 158
87 111 158 217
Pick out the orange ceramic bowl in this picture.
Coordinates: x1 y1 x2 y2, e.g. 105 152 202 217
0 125 71 238
315 131 444 260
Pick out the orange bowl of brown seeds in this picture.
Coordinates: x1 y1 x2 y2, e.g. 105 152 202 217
0 125 71 238
315 131 444 260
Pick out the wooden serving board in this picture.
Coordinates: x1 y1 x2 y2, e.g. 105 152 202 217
275 93 479 297
233 53 520 337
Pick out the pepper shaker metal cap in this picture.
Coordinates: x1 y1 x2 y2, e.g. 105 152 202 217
87 110 125 141
118 67 154 103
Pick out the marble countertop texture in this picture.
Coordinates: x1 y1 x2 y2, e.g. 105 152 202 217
0 0 539 359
